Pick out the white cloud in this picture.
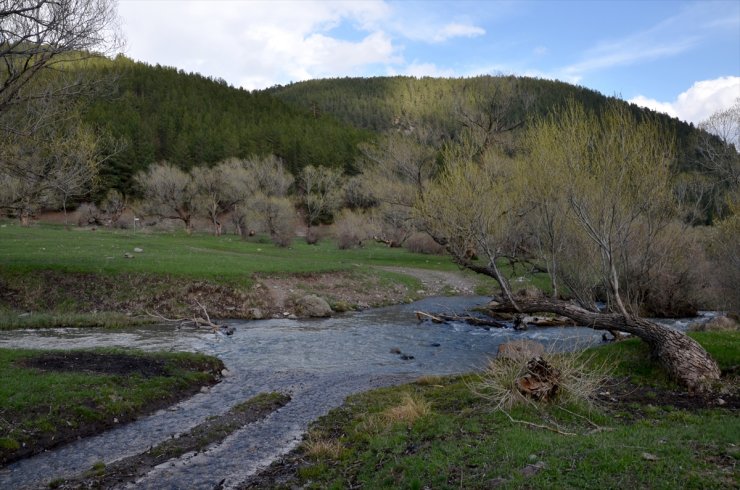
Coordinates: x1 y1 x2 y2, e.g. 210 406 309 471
119 0 400 89
431 23 485 43
628 76 740 124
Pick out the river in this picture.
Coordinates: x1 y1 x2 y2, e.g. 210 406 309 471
0 296 705 489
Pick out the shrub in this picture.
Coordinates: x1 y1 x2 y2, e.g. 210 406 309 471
76 203 101 226
334 210 373 250
474 347 611 411
404 232 445 254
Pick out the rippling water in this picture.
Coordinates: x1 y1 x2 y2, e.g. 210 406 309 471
0 297 705 489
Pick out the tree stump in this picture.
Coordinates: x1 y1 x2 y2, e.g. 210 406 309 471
517 357 561 402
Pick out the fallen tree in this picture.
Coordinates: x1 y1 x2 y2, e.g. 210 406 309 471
484 296 720 391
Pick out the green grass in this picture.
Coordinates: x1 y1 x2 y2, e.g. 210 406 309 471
584 331 740 386
0 310 152 330
0 347 223 464
266 332 739 489
0 222 461 286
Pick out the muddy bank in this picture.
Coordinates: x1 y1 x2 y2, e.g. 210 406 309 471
0 266 480 326
1 351 224 466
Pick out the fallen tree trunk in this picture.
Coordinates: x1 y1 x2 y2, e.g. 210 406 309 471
415 311 507 328
485 297 720 392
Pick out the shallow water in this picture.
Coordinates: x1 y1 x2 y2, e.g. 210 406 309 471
0 297 703 489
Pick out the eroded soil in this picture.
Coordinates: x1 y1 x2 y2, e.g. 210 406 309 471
0 266 476 323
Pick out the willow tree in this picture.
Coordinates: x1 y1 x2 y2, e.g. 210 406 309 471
419 100 720 391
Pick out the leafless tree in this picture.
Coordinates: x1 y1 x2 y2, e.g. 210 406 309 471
134 162 197 234
298 164 342 243
0 0 122 222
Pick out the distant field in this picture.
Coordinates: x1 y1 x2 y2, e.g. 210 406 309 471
0 222 459 286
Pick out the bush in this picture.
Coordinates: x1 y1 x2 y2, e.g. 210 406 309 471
76 203 100 227
475 347 610 411
334 210 373 250
404 232 445 254
621 222 709 317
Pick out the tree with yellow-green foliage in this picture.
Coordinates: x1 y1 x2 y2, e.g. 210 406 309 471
418 100 720 390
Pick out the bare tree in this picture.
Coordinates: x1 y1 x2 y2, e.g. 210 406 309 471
0 116 100 224
298 164 342 243
229 155 294 239
135 162 197 234
192 161 249 237
358 132 437 246
0 0 122 222
0 0 122 113
694 99 740 220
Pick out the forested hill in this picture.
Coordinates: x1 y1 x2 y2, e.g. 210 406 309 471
83 57 371 197
268 75 705 170
83 61 719 199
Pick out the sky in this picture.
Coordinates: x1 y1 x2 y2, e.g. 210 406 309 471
118 0 740 126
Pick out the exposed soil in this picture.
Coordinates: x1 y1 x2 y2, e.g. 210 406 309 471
51 393 291 489
258 269 413 313
0 266 473 324
598 376 740 414
18 351 169 377
378 266 478 296
2 352 224 466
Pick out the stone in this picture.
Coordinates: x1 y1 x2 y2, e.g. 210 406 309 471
247 307 264 320
296 294 332 318
123 252 134 259
497 340 545 361
133 247 143 253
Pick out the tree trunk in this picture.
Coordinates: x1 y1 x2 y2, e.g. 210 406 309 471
485 296 720 392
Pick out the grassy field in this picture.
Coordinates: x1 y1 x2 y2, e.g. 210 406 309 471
247 332 740 489
0 222 548 325
0 348 224 465
0 222 460 286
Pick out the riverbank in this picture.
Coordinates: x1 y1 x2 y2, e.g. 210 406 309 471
0 348 225 466
0 223 500 328
242 332 740 489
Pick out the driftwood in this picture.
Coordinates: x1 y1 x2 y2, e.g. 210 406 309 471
415 311 507 328
147 300 234 335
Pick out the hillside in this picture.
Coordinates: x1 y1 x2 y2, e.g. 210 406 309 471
81 57 372 197
268 75 709 171
77 64 729 221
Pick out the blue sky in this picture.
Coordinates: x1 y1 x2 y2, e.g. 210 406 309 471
119 0 739 124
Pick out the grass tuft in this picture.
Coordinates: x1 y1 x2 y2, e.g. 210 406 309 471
382 393 431 425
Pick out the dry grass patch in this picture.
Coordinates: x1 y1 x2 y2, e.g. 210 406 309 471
304 437 345 460
382 393 431 424
475 348 612 413
415 375 443 386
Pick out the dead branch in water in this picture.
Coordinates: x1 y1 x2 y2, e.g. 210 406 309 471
146 300 233 334
415 311 507 328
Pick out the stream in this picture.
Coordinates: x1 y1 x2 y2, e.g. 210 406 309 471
0 296 705 489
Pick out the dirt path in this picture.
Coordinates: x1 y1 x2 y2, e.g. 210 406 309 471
377 266 479 296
